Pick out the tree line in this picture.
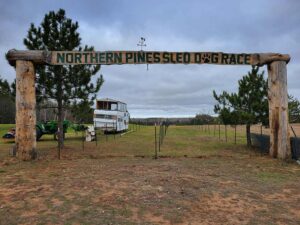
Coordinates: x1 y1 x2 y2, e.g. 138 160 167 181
0 76 15 124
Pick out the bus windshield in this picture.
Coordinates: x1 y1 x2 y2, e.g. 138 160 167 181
96 101 118 111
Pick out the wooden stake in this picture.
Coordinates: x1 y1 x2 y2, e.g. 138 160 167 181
214 124 216 136
218 123 221 141
82 130 84 151
225 125 227 142
155 125 157 159
234 125 237 144
158 126 161 152
15 60 37 160
268 61 291 159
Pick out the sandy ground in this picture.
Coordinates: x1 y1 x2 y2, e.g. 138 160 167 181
0 126 300 224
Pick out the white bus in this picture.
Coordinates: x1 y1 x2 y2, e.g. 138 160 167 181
93 98 130 132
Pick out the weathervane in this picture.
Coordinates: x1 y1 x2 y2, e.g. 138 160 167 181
137 37 149 70
137 37 146 51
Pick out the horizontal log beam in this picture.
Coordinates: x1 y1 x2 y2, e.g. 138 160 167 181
6 49 52 66
252 53 291 66
6 49 290 66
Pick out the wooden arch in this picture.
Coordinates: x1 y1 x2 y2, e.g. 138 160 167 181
6 50 291 160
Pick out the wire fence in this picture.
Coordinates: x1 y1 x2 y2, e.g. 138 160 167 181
250 123 300 137
0 123 145 160
198 124 247 144
197 123 300 160
154 122 169 159
1 123 299 160
250 123 300 160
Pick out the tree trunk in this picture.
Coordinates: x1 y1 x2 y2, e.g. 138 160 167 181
246 124 251 147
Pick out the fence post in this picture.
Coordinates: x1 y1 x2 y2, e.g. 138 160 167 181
225 125 227 142
162 125 164 144
163 125 165 142
218 123 221 141
234 125 237 144
95 128 98 146
155 125 157 159
158 125 161 152
214 124 216 137
114 122 116 140
106 123 108 142
82 130 84 151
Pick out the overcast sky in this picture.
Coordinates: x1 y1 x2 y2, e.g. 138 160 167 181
0 0 299 118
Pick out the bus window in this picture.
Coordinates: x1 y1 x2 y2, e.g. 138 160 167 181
111 103 117 110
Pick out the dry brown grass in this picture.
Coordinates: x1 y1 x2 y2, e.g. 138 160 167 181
0 125 299 224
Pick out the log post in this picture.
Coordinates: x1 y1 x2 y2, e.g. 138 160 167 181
15 60 37 160
267 61 290 160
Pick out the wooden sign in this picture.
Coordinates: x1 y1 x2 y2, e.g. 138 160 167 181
6 50 290 67
51 51 253 65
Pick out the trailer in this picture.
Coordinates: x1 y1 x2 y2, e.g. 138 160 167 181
93 98 130 132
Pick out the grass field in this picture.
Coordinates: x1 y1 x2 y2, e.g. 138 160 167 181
0 125 300 224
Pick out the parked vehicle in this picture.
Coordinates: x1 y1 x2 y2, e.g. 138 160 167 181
35 120 70 140
2 128 15 139
2 120 86 141
93 98 130 132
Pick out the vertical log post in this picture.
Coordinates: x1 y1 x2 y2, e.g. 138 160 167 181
268 61 291 160
15 60 37 160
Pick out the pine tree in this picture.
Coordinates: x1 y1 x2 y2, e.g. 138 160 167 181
23 9 104 158
0 76 12 96
0 76 15 123
213 66 268 146
288 95 300 123
70 100 94 124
